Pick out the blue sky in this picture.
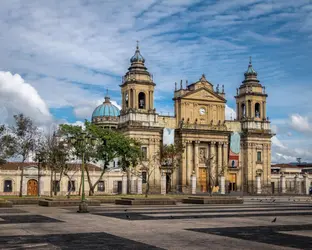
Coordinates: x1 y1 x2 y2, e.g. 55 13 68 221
0 0 312 163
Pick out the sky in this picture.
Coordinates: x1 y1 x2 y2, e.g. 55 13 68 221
0 0 312 163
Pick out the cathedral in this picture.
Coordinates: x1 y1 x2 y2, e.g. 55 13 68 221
91 44 274 194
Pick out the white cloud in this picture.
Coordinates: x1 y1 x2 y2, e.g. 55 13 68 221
0 71 52 125
289 114 312 133
73 98 121 120
271 135 312 163
225 105 236 120
272 136 286 149
111 100 122 110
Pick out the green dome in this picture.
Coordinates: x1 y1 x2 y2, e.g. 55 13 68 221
92 96 120 118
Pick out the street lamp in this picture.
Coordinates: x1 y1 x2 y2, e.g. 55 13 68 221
70 132 96 213
36 152 44 197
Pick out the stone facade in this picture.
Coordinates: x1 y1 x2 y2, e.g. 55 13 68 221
0 162 124 196
95 46 274 194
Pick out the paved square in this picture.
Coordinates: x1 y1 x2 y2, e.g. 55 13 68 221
0 198 311 249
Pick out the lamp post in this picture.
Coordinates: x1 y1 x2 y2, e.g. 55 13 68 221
36 152 44 197
70 131 96 213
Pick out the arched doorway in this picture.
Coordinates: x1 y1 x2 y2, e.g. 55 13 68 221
27 179 38 196
166 173 172 193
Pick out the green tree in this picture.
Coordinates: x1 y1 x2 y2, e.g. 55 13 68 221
10 114 39 197
0 124 15 164
59 121 142 196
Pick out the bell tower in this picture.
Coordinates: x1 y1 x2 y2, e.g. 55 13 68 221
235 57 267 121
120 42 156 114
235 57 274 194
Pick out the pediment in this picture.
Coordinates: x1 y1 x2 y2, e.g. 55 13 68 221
181 87 226 103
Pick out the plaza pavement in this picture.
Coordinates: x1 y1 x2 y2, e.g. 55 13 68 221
0 196 311 249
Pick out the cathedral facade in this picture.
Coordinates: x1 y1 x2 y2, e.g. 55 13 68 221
92 44 274 194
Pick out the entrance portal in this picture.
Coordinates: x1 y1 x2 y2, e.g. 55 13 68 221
228 173 236 192
27 179 38 196
166 173 171 193
199 168 207 192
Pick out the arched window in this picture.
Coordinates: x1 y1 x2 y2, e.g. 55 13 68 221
130 89 133 107
3 179 12 192
138 92 146 109
241 103 246 118
255 103 261 118
125 92 129 108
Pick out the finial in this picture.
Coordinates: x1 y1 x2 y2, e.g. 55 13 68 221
216 84 219 93
104 89 111 103
186 80 188 89
180 80 183 89
249 56 252 65
136 40 139 50
175 82 177 91
222 85 224 93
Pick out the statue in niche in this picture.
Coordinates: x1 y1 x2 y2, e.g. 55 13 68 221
199 148 206 163
255 110 260 118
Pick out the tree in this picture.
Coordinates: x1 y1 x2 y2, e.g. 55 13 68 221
59 121 142 196
10 114 38 197
137 153 158 197
0 124 15 164
203 155 215 195
160 142 183 193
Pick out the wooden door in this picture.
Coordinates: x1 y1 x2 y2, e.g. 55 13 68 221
199 168 207 192
27 179 38 196
228 174 236 191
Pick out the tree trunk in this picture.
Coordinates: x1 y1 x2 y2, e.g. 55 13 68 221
19 167 24 197
145 182 150 198
78 178 82 196
54 171 57 196
89 188 94 196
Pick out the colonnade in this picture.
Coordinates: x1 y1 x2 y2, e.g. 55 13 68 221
181 140 229 191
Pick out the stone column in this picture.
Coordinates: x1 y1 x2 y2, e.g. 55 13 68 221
294 174 300 194
263 101 266 120
256 175 261 194
220 175 225 195
223 143 228 169
130 175 137 194
236 103 239 120
181 141 187 190
210 142 217 185
186 142 192 186
303 174 310 195
122 174 127 195
191 171 196 195
137 173 142 195
161 172 166 195
280 173 286 194
194 141 199 183
217 142 222 183
40 179 45 196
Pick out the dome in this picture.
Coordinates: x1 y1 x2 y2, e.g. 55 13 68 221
130 43 145 64
92 96 120 118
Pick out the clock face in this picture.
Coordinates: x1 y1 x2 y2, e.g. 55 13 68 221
199 108 206 115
